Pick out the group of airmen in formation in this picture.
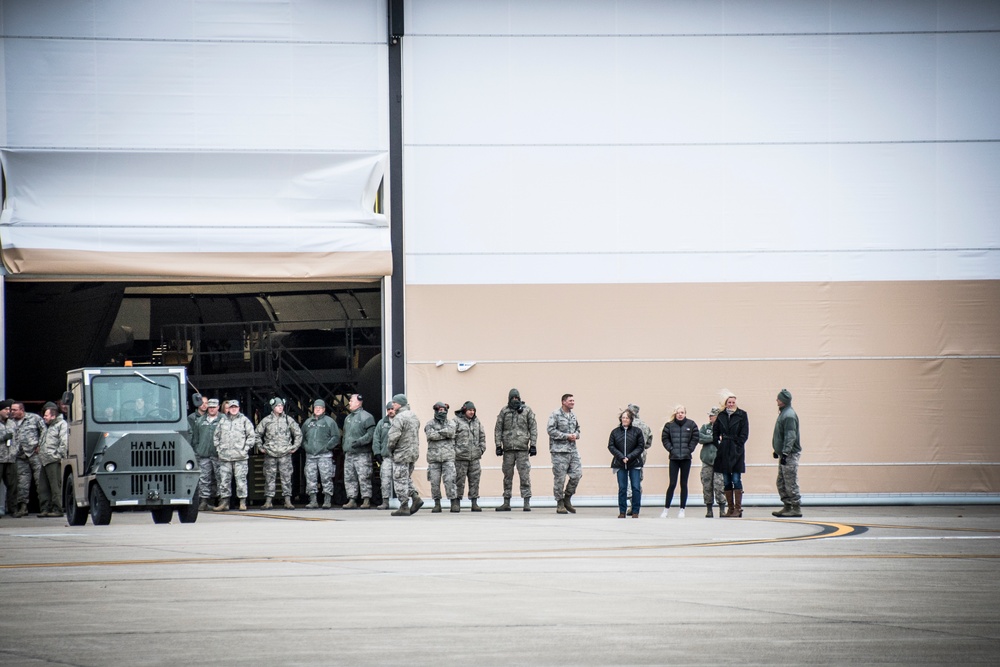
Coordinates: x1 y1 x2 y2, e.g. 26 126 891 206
1 384 800 520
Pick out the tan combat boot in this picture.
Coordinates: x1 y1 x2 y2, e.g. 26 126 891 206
212 499 230 512
306 494 319 509
391 498 410 516
198 499 209 512
322 494 332 509
343 498 358 509
410 492 424 514
283 496 295 510
238 499 248 511
261 497 274 510
376 499 390 510
360 497 371 509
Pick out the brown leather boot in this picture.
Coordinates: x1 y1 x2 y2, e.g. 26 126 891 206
734 490 743 517
722 490 735 517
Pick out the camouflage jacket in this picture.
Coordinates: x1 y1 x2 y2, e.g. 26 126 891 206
494 405 538 451
38 415 69 466
372 416 392 458
214 413 256 462
301 415 340 456
547 408 581 454
0 420 16 464
633 415 654 463
387 405 420 464
191 414 222 458
256 412 302 457
424 417 457 463
13 413 45 459
454 414 486 461
342 408 376 454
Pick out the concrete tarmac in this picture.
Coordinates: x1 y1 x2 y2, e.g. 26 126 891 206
1 504 999 666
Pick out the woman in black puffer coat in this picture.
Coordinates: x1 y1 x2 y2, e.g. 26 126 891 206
608 409 646 518
660 405 700 518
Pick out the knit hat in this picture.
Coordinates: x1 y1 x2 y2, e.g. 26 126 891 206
433 401 449 411
313 399 326 409
385 401 394 412
391 393 408 407
777 388 792 405
0 399 12 410
456 400 476 415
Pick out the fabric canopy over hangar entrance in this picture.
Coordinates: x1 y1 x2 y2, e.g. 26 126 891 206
0 149 390 282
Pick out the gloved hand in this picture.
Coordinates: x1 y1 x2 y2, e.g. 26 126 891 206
773 451 779 459
495 445 503 457
779 454 787 465
528 445 537 457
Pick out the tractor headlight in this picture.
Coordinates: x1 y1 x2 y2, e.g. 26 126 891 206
104 461 117 472
185 460 195 471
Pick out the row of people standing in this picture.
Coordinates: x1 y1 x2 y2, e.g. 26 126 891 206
188 394 377 512
0 400 69 518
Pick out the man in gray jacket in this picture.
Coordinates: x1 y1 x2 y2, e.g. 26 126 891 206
494 388 537 511
342 393 376 509
301 399 340 509
772 388 802 517
387 394 423 516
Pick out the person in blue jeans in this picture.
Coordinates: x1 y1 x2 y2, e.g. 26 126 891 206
712 391 750 517
608 409 645 518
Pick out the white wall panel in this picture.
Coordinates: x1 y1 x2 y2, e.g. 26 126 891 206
404 0 1000 285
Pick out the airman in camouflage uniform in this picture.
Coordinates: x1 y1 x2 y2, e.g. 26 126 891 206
454 401 486 512
342 394 376 509
772 388 802 518
37 406 68 517
627 403 653 513
0 400 18 517
699 407 726 517
548 394 582 515
190 398 223 511
213 399 255 512
425 402 458 513
10 402 46 518
494 388 537 511
301 399 340 509
372 402 396 510
256 398 302 510
387 394 423 516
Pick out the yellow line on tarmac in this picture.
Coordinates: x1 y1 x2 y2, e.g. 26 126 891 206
233 512 339 522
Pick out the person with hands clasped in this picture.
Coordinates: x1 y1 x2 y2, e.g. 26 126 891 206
548 393 582 515
608 408 646 518
660 405 700 519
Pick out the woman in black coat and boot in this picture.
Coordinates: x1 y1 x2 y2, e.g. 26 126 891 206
712 391 750 517
608 409 646 518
